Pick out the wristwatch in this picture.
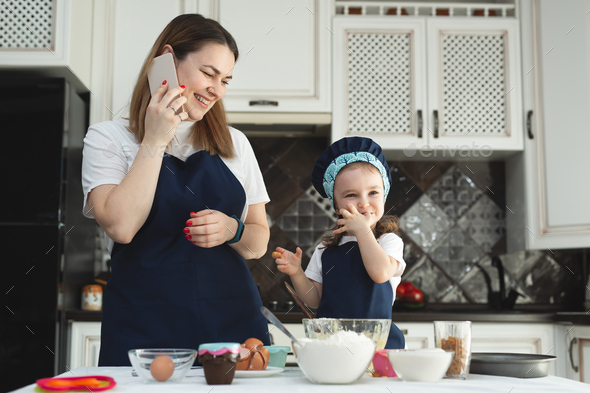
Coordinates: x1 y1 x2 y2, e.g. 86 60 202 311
227 215 245 244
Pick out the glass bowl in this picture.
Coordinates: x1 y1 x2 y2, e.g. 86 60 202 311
128 348 197 383
302 318 391 350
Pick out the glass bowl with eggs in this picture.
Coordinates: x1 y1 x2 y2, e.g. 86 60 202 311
128 348 197 383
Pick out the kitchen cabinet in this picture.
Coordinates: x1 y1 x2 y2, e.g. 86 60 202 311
506 0 590 251
211 0 331 113
0 0 93 90
332 13 523 154
269 323 305 365
396 322 434 349
560 325 590 383
68 322 101 370
96 0 330 125
397 321 556 374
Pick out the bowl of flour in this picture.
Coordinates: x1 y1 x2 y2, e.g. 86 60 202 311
293 330 376 384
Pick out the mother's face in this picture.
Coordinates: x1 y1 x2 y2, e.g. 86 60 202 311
169 43 235 121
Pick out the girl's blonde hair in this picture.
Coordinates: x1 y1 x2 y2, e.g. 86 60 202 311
320 162 399 248
125 14 238 159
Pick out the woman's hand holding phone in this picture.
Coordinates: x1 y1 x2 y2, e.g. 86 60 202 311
143 82 189 146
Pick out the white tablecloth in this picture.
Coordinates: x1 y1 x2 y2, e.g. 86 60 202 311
11 367 589 392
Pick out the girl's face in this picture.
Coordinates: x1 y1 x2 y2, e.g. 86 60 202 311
333 165 385 229
169 43 235 121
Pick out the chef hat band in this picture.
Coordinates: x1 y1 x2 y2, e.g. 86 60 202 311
311 137 392 207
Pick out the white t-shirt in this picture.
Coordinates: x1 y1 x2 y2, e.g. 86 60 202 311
304 233 406 304
81 119 269 253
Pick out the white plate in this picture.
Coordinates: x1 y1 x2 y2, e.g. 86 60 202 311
194 366 284 378
235 367 284 378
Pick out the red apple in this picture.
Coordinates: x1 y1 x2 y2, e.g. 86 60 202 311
406 288 424 303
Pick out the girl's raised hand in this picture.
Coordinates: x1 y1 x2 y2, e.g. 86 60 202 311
143 81 189 146
333 204 372 236
272 247 303 276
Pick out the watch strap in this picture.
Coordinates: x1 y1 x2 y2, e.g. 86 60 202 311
227 215 244 244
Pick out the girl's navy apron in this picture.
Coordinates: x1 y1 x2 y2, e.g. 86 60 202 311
316 241 405 349
99 152 270 366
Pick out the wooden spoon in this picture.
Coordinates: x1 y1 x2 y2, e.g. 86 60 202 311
284 281 314 319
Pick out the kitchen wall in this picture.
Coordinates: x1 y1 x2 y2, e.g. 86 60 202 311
249 136 587 310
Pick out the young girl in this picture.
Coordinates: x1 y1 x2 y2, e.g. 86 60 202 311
273 136 406 349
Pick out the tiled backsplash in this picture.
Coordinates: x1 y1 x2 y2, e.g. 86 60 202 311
250 136 588 309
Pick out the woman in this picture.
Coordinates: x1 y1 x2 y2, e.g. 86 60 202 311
82 14 271 366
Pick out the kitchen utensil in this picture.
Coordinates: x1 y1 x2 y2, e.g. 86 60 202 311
387 349 453 383
284 281 314 319
470 353 556 378
264 346 290 368
260 306 301 346
434 320 472 379
302 318 390 350
127 349 197 383
36 376 116 391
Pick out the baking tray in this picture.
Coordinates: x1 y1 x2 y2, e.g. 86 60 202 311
470 353 556 378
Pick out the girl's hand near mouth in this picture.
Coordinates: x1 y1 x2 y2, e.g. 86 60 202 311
333 204 372 236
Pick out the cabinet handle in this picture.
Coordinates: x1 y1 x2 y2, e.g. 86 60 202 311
433 110 439 138
527 110 534 139
417 110 423 138
249 100 278 106
569 337 579 372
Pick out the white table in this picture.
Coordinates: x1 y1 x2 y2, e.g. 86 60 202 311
11 367 589 392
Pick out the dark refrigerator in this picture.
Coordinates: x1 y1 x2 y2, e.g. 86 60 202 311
0 77 95 391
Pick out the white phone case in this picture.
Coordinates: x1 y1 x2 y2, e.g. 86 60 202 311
147 53 180 95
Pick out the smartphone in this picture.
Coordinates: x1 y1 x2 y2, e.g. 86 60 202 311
147 53 185 113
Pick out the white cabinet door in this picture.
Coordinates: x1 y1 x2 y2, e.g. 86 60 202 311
564 325 590 383
333 15 522 154
0 0 94 89
214 0 331 112
268 322 305 365
507 0 590 251
69 322 101 370
426 18 523 152
396 322 434 349
332 17 428 149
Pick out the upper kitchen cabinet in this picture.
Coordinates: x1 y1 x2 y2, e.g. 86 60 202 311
507 0 590 250
0 0 93 90
426 18 523 151
210 0 331 112
332 17 427 148
332 3 523 154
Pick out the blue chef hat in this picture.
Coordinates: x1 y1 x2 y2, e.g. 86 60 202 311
311 137 392 206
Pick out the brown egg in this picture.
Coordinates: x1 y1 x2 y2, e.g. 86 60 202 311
150 355 175 382
243 338 263 351
236 339 270 370
236 346 251 370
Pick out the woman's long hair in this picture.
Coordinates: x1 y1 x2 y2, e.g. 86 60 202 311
126 14 238 158
320 162 400 248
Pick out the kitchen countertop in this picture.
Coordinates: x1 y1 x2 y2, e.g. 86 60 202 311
11 366 590 392
66 308 587 324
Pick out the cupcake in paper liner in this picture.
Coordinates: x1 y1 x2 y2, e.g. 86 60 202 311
198 343 241 385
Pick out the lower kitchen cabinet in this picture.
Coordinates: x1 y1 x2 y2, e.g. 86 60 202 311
559 325 590 383
69 322 101 370
396 322 434 350
269 323 305 365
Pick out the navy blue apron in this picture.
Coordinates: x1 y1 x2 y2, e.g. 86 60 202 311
316 241 405 349
98 151 270 366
